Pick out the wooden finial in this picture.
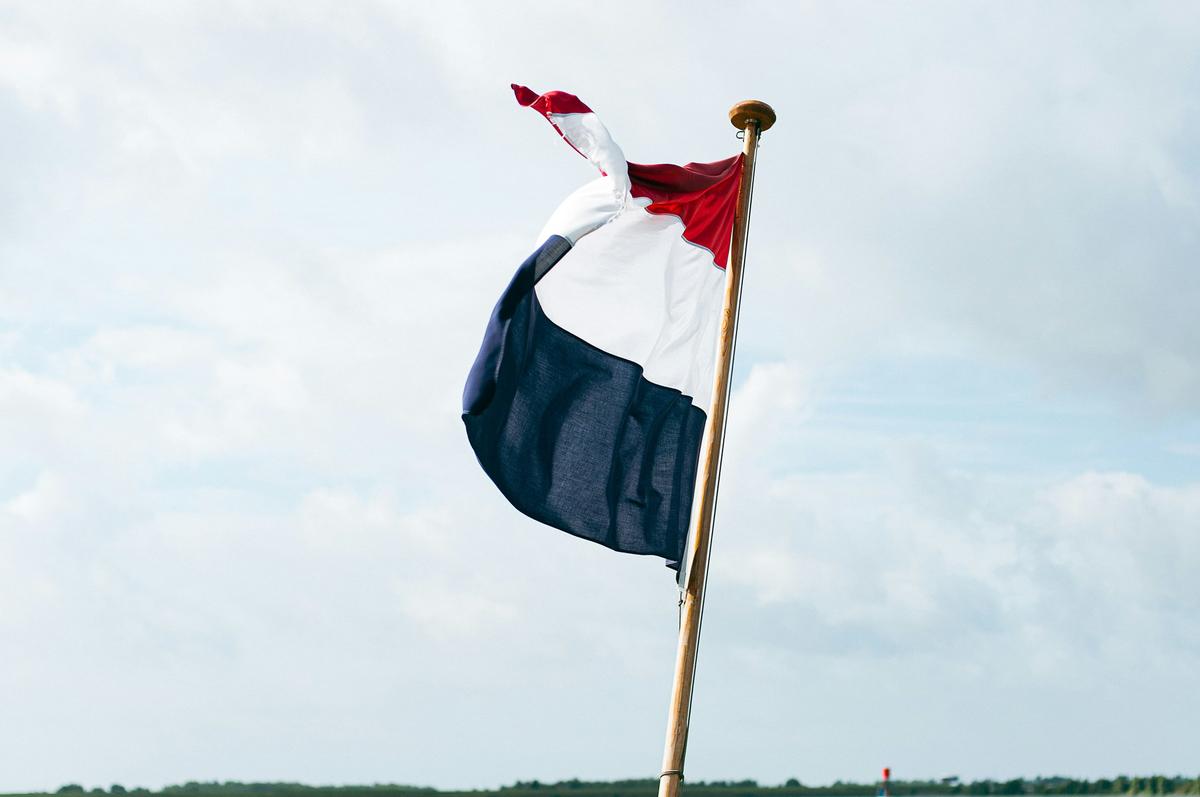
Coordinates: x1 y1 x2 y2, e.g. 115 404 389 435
728 100 776 131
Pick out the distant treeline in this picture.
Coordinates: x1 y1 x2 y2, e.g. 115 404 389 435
8 777 1198 797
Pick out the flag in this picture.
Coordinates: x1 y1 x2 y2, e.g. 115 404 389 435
462 85 742 570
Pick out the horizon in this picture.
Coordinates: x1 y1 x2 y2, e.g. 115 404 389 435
15 775 1200 795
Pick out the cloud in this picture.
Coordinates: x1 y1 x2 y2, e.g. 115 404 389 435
716 459 1200 661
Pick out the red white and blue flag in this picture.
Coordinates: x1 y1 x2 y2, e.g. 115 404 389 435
463 85 743 571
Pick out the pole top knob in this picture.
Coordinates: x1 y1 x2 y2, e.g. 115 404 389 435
729 100 776 132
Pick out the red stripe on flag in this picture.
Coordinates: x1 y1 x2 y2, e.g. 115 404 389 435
511 84 593 116
629 155 744 269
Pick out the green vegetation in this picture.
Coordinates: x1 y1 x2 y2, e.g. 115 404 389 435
4 777 1198 797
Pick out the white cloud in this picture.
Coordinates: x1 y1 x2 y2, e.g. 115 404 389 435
716 461 1200 660
3 470 63 524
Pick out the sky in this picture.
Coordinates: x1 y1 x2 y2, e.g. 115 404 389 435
1 1 1199 792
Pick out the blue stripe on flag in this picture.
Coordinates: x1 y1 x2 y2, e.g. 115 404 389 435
463 236 705 569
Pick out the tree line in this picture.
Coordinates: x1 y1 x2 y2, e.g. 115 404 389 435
13 777 1198 797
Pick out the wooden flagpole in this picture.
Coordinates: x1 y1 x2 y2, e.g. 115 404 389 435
657 99 776 797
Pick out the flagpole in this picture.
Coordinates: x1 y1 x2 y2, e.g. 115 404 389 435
658 99 776 797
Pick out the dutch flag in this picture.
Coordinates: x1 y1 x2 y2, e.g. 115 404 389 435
463 85 743 572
